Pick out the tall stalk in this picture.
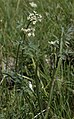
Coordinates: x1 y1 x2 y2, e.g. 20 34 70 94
35 61 44 119
0 45 3 81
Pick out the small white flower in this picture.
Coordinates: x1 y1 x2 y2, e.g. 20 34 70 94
45 58 49 64
27 13 37 22
21 28 25 32
29 81 33 91
29 2 37 8
28 32 31 37
32 32 35 37
50 41 55 45
27 11 42 24
48 40 59 45
33 20 37 25
21 27 35 37
39 14 42 19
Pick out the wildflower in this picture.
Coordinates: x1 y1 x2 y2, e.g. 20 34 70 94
32 32 35 37
29 81 33 91
21 27 35 37
38 14 42 22
32 20 37 25
29 2 37 8
27 32 32 37
45 55 50 64
27 13 37 23
27 11 42 25
21 11 42 37
48 40 59 45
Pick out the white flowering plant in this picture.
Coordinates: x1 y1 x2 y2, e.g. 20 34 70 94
21 10 42 38
0 0 74 119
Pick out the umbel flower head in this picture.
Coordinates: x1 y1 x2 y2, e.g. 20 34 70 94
27 11 42 25
21 11 42 37
21 27 35 37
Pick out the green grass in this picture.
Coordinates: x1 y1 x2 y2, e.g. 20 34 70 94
0 0 74 119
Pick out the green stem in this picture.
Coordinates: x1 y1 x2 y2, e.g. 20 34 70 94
15 43 21 72
35 61 44 119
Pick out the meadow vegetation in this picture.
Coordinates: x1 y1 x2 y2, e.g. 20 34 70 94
0 0 74 119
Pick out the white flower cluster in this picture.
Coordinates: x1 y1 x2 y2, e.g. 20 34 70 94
21 11 42 37
21 27 35 37
27 11 42 25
